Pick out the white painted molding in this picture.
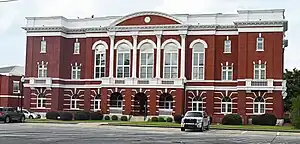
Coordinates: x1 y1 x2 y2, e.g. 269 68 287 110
114 39 133 49
137 39 157 49
238 27 284 32
92 40 109 50
161 39 181 49
189 39 208 48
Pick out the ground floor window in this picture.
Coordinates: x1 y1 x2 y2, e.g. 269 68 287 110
70 94 80 109
221 96 232 114
94 94 101 111
192 96 203 111
253 97 265 114
37 93 46 108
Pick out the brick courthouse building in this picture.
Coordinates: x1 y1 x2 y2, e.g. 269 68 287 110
22 9 288 123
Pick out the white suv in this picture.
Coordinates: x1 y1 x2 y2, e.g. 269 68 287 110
180 111 210 132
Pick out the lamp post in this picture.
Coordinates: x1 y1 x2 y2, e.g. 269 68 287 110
20 75 25 112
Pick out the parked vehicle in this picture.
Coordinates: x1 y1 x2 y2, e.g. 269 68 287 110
0 107 25 123
180 111 210 132
21 109 41 119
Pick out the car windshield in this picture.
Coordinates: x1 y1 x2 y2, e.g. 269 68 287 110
185 112 203 117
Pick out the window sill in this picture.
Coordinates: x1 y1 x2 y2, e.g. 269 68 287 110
256 49 264 52
223 52 231 54
40 52 46 54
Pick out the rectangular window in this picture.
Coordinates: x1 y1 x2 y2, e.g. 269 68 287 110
94 99 101 111
140 53 154 78
95 53 106 78
224 40 231 53
254 64 266 80
71 65 81 79
73 39 80 54
117 53 130 78
256 37 264 51
221 65 233 81
192 53 204 80
13 81 19 93
37 64 47 78
254 103 265 114
71 99 79 109
221 102 232 114
37 98 46 108
164 53 177 78
40 38 46 53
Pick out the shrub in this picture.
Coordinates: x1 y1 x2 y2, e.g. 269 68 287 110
283 115 291 123
222 114 242 125
291 97 300 128
74 111 90 120
104 115 110 120
58 112 73 121
46 111 59 120
158 116 166 122
151 117 158 122
120 116 128 121
111 115 118 120
173 115 183 123
166 117 173 122
90 112 103 120
252 114 277 126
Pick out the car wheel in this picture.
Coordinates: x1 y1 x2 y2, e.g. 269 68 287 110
4 116 10 123
29 115 33 119
20 116 25 123
199 123 204 132
181 128 185 131
206 124 210 130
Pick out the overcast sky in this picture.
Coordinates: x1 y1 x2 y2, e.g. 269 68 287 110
0 0 298 70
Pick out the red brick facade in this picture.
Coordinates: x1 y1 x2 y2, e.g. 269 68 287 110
23 10 288 123
0 75 23 107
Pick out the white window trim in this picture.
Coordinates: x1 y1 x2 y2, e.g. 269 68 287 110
163 42 179 79
256 33 264 51
221 62 233 81
253 60 267 80
71 63 81 79
37 94 46 108
12 81 20 94
224 36 231 53
191 41 206 80
37 61 48 78
221 97 232 114
40 37 46 53
253 102 266 115
94 97 101 111
93 41 108 79
70 97 79 110
115 40 132 78
192 99 203 111
73 38 80 54
139 41 155 79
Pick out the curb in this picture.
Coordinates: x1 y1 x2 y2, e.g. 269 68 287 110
107 124 300 133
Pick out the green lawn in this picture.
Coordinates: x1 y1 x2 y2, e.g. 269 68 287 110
26 119 300 132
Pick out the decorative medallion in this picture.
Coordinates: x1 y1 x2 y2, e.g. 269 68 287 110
144 16 151 23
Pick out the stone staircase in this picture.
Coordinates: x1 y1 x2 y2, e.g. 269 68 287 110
130 116 146 122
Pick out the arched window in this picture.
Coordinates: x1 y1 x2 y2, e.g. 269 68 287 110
71 94 80 110
94 44 106 78
140 43 154 78
117 43 131 78
159 94 173 110
192 43 205 80
110 92 123 108
163 42 178 78
192 96 203 111
221 96 232 114
94 94 101 111
37 93 46 108
254 97 265 114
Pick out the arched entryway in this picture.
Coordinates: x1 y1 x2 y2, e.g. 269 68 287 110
159 93 173 115
110 92 123 114
133 93 147 116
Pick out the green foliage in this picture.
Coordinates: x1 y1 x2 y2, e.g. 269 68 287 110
46 111 59 120
120 116 128 121
90 112 103 120
283 68 300 112
151 117 158 122
166 117 173 122
58 112 73 121
158 116 166 122
104 115 110 120
111 115 118 120
222 114 242 125
74 111 90 120
291 96 300 128
252 114 277 126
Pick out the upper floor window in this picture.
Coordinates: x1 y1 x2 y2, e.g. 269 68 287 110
140 42 154 78
254 61 266 80
192 43 205 80
256 33 264 51
163 42 178 78
221 62 233 81
73 38 80 54
71 63 81 79
116 43 131 78
94 44 106 79
221 96 232 114
13 81 19 93
253 97 265 114
224 36 231 53
37 61 48 78
40 37 46 53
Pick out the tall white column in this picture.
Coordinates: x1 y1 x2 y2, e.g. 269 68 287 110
132 35 138 78
109 35 115 78
156 34 162 78
180 34 186 79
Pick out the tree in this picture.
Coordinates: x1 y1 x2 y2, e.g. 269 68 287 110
291 96 300 128
283 68 300 112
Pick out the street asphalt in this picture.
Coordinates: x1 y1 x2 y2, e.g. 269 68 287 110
1 123 300 144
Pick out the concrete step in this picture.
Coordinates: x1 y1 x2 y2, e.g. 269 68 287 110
130 116 146 122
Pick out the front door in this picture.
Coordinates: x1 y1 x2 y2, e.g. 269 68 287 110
133 93 147 116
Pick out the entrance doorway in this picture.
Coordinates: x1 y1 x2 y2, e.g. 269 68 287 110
133 93 147 116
